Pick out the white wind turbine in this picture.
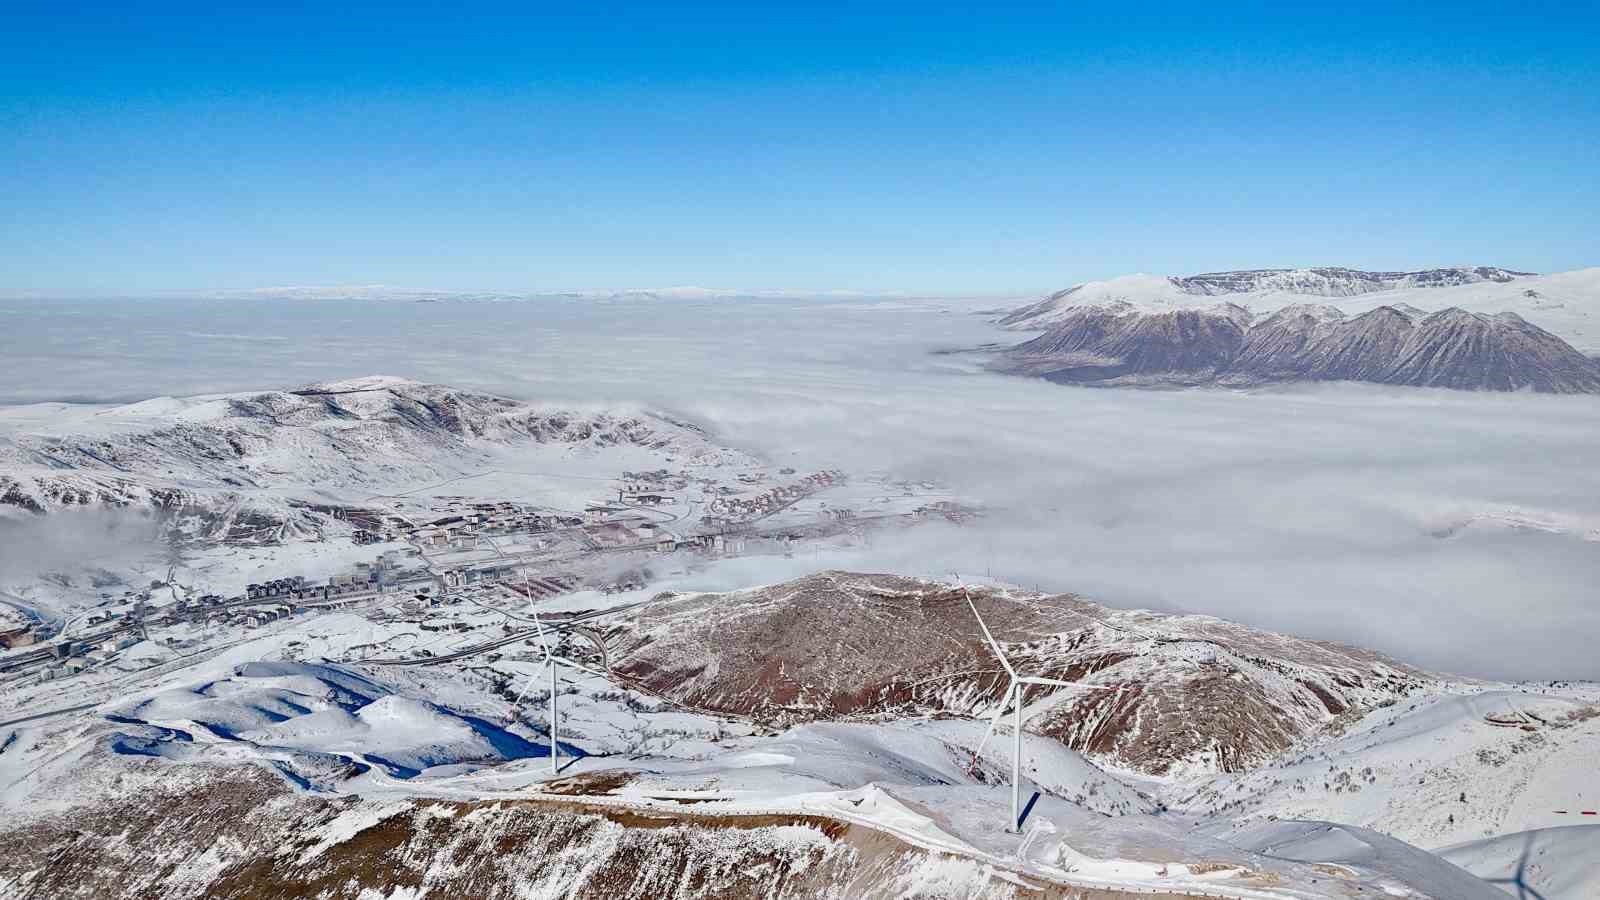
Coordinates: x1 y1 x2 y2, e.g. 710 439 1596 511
509 569 608 774
957 578 1114 833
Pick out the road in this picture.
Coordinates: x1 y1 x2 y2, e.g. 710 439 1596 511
0 702 99 729
361 599 652 667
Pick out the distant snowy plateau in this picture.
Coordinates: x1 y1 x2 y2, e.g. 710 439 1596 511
0 379 1596 899
994 266 1600 392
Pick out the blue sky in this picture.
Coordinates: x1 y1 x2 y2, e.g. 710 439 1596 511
3 2 1597 296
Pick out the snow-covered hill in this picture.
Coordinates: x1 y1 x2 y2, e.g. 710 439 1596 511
608 572 1435 777
1001 266 1600 355
0 376 754 540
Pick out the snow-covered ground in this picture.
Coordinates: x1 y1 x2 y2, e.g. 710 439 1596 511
1178 688 1600 848
4 586 1591 898
1440 825 1600 900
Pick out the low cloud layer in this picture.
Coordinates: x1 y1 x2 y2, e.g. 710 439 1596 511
3 295 1598 680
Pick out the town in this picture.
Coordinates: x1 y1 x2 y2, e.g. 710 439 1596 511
0 466 971 686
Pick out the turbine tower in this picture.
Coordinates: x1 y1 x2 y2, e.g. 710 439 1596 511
957 577 1113 833
511 569 607 774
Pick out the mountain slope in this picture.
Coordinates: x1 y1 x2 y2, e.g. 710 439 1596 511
1382 309 1600 391
1180 689 1600 850
606 571 1433 777
996 304 1600 393
1440 826 1600 900
0 376 754 538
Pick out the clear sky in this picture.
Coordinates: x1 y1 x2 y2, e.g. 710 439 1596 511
3 2 1598 297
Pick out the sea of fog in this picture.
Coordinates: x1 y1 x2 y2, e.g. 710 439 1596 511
3 295 1600 681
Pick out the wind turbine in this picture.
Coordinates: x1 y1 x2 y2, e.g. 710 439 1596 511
509 568 608 774
957 577 1114 833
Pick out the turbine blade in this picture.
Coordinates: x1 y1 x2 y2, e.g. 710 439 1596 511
549 655 609 680
515 568 554 657
968 681 1015 772
1019 676 1114 689
963 589 1015 677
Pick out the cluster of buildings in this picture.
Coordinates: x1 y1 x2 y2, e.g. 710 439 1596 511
649 531 748 556
245 551 424 604
245 575 309 601
36 632 142 680
432 564 519 592
351 499 581 548
409 505 582 549
626 493 675 506
620 470 690 495
583 505 628 524
704 470 842 521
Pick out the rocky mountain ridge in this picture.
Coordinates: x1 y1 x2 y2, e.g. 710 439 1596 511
999 266 1536 330
998 265 1600 357
1172 266 1532 297
995 303 1600 392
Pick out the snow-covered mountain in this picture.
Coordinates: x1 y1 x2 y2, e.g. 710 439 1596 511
0 376 754 540
1000 266 1600 355
1174 266 1533 297
996 301 1600 392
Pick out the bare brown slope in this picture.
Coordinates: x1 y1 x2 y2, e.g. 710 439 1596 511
607 572 1432 775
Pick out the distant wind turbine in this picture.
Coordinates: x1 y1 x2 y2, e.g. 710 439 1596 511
957 576 1115 833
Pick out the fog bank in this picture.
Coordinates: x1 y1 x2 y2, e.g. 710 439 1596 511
3 295 1598 680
